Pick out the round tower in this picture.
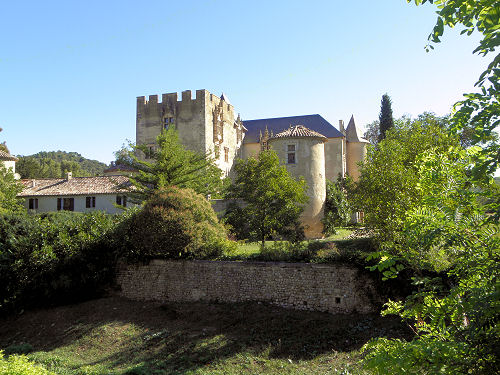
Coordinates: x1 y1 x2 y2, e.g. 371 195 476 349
269 125 327 238
345 115 369 182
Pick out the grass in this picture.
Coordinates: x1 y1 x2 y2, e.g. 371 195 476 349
221 228 377 265
0 297 411 375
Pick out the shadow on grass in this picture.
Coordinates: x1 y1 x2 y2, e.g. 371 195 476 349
0 296 411 374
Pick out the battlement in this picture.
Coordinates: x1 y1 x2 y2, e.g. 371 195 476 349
136 89 233 111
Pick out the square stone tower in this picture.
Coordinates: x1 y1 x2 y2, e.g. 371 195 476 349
136 89 245 176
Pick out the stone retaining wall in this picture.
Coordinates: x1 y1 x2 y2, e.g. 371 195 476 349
116 260 381 314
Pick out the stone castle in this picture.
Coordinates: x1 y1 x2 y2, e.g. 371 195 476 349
136 89 369 238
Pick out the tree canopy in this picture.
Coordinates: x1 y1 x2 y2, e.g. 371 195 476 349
16 151 108 179
116 126 225 203
0 166 24 213
226 150 308 246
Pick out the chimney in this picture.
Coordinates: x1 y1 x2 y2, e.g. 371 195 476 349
66 171 73 180
31 179 36 188
339 120 345 135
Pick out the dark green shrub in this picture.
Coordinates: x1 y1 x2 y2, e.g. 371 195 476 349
120 186 234 260
3 343 33 355
0 211 121 314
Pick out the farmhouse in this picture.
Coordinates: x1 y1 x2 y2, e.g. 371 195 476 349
18 173 132 214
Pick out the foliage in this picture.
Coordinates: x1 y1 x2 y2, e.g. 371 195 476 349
16 151 107 179
116 126 224 203
118 186 234 261
352 114 459 239
322 177 351 236
408 0 500 177
0 211 120 314
378 93 394 142
363 120 380 146
362 148 500 374
0 352 55 375
0 166 23 213
226 150 308 246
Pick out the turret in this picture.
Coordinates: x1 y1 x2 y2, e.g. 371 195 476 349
345 115 369 182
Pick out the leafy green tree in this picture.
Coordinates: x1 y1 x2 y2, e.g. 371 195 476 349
0 166 23 213
116 126 224 203
363 120 380 146
352 114 459 240
226 150 308 247
408 0 499 177
362 147 499 374
322 177 350 236
378 94 394 142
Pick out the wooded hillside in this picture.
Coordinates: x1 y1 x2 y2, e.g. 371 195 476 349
16 151 108 179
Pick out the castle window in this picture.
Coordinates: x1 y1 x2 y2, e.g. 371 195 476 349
224 147 229 162
287 144 296 164
29 198 38 210
86 196 96 208
163 118 169 130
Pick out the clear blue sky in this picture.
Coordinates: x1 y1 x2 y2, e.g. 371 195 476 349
0 0 489 164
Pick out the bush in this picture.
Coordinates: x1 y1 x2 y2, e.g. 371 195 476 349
119 186 234 260
0 351 56 375
0 211 121 314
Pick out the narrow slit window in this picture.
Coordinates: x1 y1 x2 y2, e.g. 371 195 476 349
287 144 296 164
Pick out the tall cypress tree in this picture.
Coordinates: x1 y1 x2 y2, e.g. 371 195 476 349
378 93 394 142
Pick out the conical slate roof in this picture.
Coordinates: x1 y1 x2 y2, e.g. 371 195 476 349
271 125 327 141
0 149 18 161
345 115 369 143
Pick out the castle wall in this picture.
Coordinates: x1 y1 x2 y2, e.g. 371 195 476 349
116 259 382 314
269 137 326 238
1 160 16 174
241 142 260 159
346 141 367 182
324 137 345 181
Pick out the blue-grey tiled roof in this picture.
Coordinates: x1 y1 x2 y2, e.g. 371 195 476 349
242 114 343 143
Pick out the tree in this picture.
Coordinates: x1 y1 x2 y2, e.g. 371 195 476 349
322 177 350 236
352 114 459 240
378 94 394 142
116 126 224 203
408 0 499 177
363 120 380 146
0 166 24 213
362 147 499 374
226 150 308 247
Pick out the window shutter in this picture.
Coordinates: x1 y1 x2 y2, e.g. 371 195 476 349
69 198 74 211
57 198 62 211
86 197 91 208
35 199 38 209
92 197 96 207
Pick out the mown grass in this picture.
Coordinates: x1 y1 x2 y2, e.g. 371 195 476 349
0 297 411 375
221 228 377 266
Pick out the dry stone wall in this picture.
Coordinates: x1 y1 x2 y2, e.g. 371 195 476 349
117 260 382 314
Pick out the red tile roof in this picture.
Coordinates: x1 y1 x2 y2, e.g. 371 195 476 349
271 125 327 141
0 150 18 161
19 175 132 197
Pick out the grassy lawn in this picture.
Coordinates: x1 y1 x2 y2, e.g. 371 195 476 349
0 297 411 375
222 228 377 265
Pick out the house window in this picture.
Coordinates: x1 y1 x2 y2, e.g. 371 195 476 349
287 144 296 164
86 196 96 208
224 147 229 162
29 198 38 210
58 197 74 211
116 195 127 207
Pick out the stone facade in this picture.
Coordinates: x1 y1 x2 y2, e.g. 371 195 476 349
116 259 382 314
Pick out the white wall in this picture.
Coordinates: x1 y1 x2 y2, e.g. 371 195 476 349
24 194 131 214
